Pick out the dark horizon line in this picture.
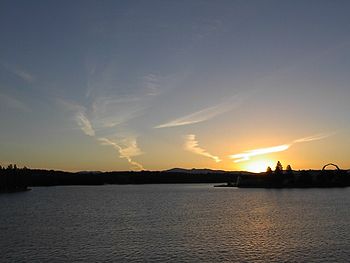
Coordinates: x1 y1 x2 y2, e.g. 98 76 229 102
1 164 349 174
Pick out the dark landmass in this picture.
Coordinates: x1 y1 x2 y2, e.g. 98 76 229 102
0 166 245 192
1 165 349 192
235 169 350 188
233 162 350 188
165 168 228 174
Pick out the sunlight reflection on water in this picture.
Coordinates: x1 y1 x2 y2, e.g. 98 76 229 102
0 185 349 262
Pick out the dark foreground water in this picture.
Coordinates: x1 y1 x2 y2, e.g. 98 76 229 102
1 185 349 262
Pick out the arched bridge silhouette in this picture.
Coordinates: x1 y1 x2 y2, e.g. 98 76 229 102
322 163 340 171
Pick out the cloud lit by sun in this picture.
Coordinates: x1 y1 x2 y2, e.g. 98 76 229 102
229 133 333 165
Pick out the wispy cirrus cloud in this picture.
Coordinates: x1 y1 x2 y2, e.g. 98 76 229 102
58 100 95 136
58 98 145 170
12 68 35 82
144 74 161 96
75 110 95 136
292 133 332 143
0 92 30 112
63 63 168 169
184 134 221 163
1 63 35 82
98 137 144 170
155 96 240 128
58 56 157 170
91 96 146 129
230 133 334 163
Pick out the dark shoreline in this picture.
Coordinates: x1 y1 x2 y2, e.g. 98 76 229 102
1 167 350 190
0 187 30 194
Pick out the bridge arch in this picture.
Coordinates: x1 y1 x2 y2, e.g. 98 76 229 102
322 163 340 171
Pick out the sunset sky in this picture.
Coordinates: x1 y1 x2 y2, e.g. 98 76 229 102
1 1 350 172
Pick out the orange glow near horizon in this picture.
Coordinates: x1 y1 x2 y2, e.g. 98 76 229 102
241 158 276 173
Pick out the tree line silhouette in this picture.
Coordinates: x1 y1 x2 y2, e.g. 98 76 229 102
0 164 29 192
1 162 349 192
0 164 242 192
236 161 350 188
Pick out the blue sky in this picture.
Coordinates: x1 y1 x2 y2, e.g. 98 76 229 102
1 0 350 171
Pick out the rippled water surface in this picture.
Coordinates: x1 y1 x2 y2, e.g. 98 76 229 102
1 185 349 262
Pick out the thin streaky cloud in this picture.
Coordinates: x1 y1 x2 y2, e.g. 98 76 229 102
58 99 95 136
293 133 333 143
58 96 146 170
184 134 221 163
75 111 95 136
230 132 334 163
91 96 146 129
155 96 240 128
98 137 144 170
230 144 291 163
13 68 35 82
0 92 31 112
144 73 161 96
2 63 35 82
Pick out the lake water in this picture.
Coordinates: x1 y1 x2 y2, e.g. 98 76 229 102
1 185 349 262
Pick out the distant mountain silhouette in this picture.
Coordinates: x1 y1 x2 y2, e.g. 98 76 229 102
165 168 227 174
1 165 241 188
1 163 349 189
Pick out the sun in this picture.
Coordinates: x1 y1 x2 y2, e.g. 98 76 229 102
243 159 276 173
